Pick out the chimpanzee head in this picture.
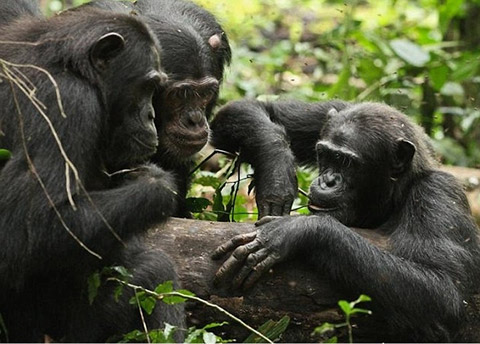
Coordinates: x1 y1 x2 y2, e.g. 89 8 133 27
72 10 167 171
140 7 231 161
308 103 437 228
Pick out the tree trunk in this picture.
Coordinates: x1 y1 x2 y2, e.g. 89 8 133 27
147 217 480 342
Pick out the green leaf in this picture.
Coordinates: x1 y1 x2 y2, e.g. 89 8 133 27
87 271 101 305
429 65 449 90
140 296 157 315
113 284 124 302
439 0 464 34
243 316 290 343
119 329 145 343
324 336 338 343
349 308 372 315
176 289 196 298
193 172 222 189
129 291 157 315
0 149 11 161
203 331 217 344
162 295 187 305
154 280 174 294
390 39 430 67
163 323 177 342
451 56 480 82
338 300 352 315
354 294 372 304
440 82 464 97
185 328 203 343
312 322 335 335
203 322 228 330
186 197 212 213
110 266 133 279
212 189 225 213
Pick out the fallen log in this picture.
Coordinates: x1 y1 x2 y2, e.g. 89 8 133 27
147 217 480 342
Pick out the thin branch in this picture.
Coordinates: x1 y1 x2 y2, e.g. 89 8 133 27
4 65 102 260
134 287 152 344
0 59 126 246
109 278 274 344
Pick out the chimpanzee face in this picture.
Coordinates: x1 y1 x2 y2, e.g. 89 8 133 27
89 32 166 171
154 76 219 160
308 139 365 227
308 106 416 228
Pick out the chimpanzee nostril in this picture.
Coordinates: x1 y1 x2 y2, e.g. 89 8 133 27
320 170 342 189
148 110 155 121
325 176 336 188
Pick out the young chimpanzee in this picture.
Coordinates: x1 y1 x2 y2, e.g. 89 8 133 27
79 0 232 216
0 7 184 342
212 102 480 341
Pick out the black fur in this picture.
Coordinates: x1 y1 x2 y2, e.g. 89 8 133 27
80 0 232 216
212 101 480 341
0 7 184 342
0 0 41 26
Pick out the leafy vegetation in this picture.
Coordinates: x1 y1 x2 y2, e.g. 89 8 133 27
312 294 372 343
87 267 289 343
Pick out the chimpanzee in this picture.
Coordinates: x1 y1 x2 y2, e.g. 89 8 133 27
0 0 41 26
78 0 232 216
0 7 184 342
212 101 480 341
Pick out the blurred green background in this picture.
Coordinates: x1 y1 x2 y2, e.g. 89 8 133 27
44 0 480 168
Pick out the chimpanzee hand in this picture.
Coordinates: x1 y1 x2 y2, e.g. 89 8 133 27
212 216 305 289
254 158 298 219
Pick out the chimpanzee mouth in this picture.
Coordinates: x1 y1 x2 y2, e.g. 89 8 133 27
308 203 339 212
167 129 209 152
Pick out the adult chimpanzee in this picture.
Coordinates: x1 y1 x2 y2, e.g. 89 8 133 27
78 0 232 216
0 7 184 342
0 0 41 26
212 101 480 341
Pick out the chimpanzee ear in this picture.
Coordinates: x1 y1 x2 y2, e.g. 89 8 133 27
327 108 338 118
392 138 416 178
90 32 126 71
208 33 222 50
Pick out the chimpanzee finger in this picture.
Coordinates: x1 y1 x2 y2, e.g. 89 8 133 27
213 240 262 286
255 215 282 227
232 248 270 288
243 254 279 289
211 232 257 260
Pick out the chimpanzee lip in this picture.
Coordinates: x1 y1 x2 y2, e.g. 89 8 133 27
168 133 208 149
131 135 158 150
308 203 338 212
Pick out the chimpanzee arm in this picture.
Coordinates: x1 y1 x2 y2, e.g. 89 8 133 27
213 215 468 340
213 174 478 340
211 99 350 218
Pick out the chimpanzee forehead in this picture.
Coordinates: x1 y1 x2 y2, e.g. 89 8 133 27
316 139 360 160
